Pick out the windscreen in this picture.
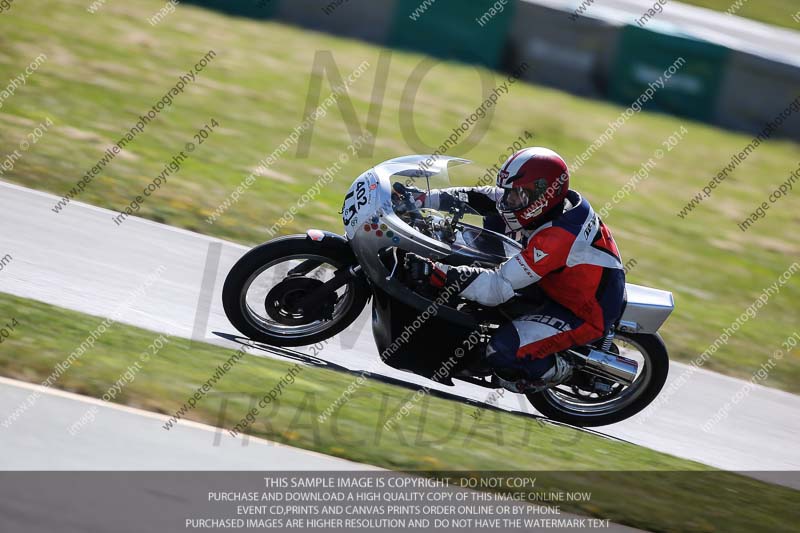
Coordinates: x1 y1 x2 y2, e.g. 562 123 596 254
371 155 521 256
376 155 483 222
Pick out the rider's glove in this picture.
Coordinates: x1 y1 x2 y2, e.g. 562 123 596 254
403 252 449 288
437 190 469 213
392 183 428 213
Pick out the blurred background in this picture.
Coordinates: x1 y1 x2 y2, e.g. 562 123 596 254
2 0 797 389
1 2 799 530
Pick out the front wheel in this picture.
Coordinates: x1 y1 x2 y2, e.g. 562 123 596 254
222 235 370 346
527 332 669 427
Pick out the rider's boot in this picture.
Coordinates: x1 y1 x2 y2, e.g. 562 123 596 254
493 352 573 394
533 353 573 389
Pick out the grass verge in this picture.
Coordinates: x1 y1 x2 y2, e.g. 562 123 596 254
0 293 798 532
680 0 800 30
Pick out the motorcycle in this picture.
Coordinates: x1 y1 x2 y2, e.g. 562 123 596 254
222 155 674 426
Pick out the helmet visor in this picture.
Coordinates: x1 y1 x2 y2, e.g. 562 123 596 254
498 179 548 213
498 188 530 211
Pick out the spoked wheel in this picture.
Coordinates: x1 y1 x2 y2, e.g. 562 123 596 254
222 235 370 346
526 332 669 427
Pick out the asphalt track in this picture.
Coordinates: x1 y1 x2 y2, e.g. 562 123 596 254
0 181 798 488
0 378 643 533
531 0 800 68
0 376 370 470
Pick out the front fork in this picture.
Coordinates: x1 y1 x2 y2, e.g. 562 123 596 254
292 263 363 312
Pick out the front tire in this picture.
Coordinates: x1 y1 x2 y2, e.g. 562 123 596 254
222 235 370 346
527 332 669 427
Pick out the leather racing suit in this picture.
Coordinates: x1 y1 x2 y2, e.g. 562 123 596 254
426 186 626 381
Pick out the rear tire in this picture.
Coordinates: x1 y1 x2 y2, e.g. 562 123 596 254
527 332 669 427
222 235 370 346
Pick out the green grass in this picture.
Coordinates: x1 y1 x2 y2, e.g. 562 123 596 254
1 0 799 393
680 0 800 30
1 292 798 532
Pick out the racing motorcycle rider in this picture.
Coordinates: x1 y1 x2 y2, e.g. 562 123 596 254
401 147 626 394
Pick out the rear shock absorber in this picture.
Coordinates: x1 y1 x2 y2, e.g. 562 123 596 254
600 330 615 351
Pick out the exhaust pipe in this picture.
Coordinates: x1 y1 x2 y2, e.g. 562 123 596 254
568 348 639 386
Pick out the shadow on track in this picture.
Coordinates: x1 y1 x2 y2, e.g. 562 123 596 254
213 331 626 444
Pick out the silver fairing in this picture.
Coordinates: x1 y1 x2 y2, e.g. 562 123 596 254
618 284 675 334
343 156 515 288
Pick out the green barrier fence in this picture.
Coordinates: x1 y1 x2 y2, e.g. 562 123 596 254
609 26 730 121
388 0 516 69
180 0 796 140
183 0 278 19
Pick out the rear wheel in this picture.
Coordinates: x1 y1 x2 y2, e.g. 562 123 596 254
222 235 370 346
526 332 669 427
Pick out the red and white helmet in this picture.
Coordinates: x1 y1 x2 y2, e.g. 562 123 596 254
496 147 570 230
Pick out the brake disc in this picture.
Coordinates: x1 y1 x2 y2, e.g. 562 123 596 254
265 277 337 326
